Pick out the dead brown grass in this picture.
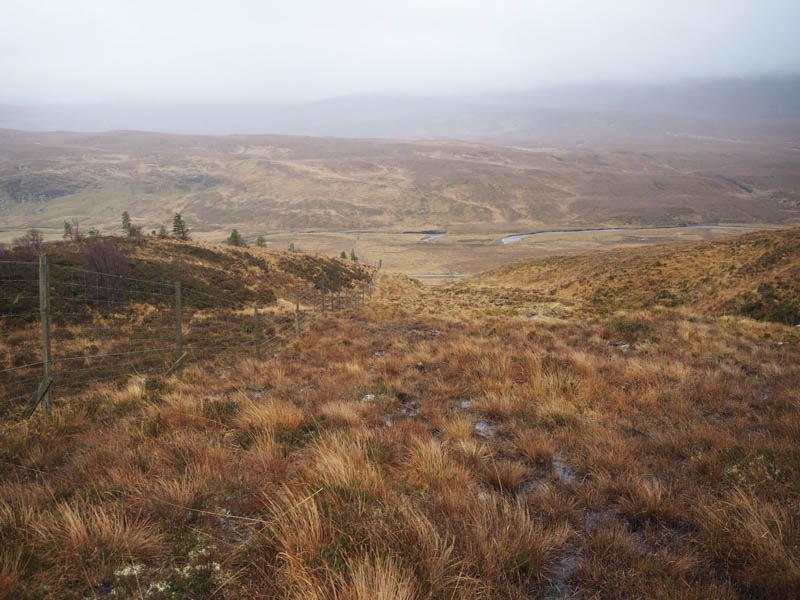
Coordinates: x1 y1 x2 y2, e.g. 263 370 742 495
1 234 799 598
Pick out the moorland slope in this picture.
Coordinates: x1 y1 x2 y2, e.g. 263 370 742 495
0 231 798 599
471 226 800 323
1 129 799 242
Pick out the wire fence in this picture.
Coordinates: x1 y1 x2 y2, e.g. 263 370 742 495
1 256 380 418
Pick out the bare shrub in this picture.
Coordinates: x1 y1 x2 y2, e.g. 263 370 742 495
68 219 84 242
81 237 129 302
12 229 44 252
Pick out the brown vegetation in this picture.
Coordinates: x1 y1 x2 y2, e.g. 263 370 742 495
1 231 798 598
472 227 800 323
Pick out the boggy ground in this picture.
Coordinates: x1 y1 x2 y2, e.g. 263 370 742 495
1 270 799 599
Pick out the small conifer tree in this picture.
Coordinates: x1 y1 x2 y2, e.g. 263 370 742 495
226 229 246 246
172 213 189 240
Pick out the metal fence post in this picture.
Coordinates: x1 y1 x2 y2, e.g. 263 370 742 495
254 303 261 359
39 253 51 417
174 281 182 360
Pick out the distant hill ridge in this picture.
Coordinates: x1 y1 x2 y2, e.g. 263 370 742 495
1 76 799 139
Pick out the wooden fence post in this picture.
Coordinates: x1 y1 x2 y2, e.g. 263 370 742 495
254 303 261 359
174 282 182 361
39 253 51 417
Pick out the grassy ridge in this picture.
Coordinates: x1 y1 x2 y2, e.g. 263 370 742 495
1 236 372 314
471 227 800 323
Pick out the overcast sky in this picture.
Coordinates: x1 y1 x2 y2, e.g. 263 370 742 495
2 0 799 105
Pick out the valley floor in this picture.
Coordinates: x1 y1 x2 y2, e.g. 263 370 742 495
1 271 799 598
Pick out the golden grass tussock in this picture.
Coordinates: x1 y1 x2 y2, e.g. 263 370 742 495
697 487 800 597
441 413 476 442
535 395 580 427
236 396 304 432
129 473 204 522
304 432 386 499
463 494 570 581
31 502 162 575
614 475 683 526
263 485 326 561
241 428 287 478
451 438 494 473
387 500 468 598
341 554 418 600
483 458 529 492
110 375 146 405
513 429 554 465
474 392 530 421
318 400 363 427
567 426 641 481
402 437 475 493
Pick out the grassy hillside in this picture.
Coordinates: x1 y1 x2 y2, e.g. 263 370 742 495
1 236 371 312
1 234 798 599
1 129 798 243
471 227 800 323
1 237 373 416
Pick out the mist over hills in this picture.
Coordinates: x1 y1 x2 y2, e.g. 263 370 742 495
1 76 799 142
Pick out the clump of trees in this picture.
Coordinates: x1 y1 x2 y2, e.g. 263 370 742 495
350 248 358 262
63 219 84 242
256 235 266 247
121 212 142 237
